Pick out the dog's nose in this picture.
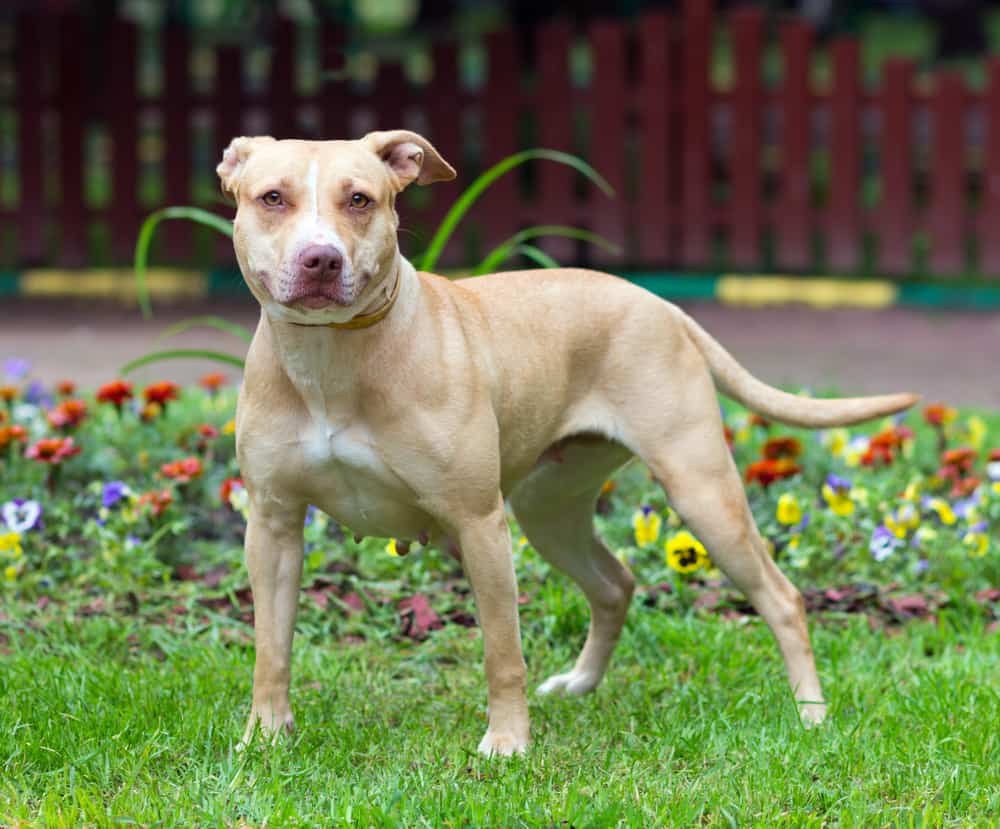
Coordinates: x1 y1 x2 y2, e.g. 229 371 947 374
297 245 343 279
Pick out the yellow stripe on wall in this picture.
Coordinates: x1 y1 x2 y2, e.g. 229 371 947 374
21 269 207 303
717 275 897 309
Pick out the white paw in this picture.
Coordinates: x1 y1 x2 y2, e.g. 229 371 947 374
477 729 529 757
798 701 827 728
536 669 599 697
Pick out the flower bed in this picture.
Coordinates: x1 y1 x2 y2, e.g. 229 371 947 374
1 356 998 620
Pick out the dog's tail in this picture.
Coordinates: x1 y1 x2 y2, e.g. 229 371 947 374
680 312 919 428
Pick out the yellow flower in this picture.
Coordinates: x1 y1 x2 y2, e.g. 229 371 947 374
902 481 921 502
223 419 236 435
735 426 751 445
386 539 400 557
885 505 920 538
0 532 22 558
776 493 802 525
4 564 17 582
850 487 869 507
825 428 849 457
965 416 987 450
993 482 1000 497
632 507 662 547
926 498 957 526
914 526 938 547
665 530 709 574
964 530 988 558
821 485 855 517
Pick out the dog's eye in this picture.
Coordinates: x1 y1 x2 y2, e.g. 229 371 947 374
261 191 283 207
349 193 371 209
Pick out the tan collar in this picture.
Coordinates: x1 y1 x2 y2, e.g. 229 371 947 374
292 271 401 331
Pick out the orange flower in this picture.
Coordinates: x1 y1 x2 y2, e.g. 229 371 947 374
870 426 911 450
749 413 771 428
138 489 174 517
219 476 244 506
199 372 227 392
0 409 7 425
860 444 894 466
951 476 981 499
25 436 81 464
723 425 734 449
47 399 88 430
941 447 976 473
160 456 203 483
762 436 802 460
96 380 133 408
0 385 18 402
923 403 957 427
143 382 180 407
197 423 219 439
745 458 801 487
56 380 76 397
140 402 162 422
990 448 1000 462
0 425 28 449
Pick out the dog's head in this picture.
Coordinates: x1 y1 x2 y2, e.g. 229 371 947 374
217 131 455 324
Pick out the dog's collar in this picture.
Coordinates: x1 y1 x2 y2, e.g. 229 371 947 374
291 271 401 331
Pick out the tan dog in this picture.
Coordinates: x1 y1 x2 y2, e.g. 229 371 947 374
217 131 917 756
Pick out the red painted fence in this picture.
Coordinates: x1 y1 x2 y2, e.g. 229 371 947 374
2 0 999 277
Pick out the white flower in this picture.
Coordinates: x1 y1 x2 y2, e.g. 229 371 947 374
1 500 42 533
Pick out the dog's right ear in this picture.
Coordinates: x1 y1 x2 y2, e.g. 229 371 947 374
217 136 275 201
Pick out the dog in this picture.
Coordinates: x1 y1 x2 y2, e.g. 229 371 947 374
216 130 918 756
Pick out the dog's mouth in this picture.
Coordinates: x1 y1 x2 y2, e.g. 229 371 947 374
295 292 350 309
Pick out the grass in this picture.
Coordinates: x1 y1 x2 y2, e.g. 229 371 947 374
2 593 999 826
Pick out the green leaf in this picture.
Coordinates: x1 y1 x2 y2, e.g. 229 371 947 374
121 349 245 375
134 207 234 320
417 149 614 273
155 315 254 345
511 244 560 270
472 225 620 275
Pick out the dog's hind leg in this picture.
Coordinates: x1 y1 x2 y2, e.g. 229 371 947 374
510 439 635 697
627 374 827 725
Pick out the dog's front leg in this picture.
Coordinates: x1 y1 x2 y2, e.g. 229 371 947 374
241 495 306 746
457 502 530 756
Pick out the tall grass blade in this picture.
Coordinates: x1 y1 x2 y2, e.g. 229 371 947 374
155 316 254 345
510 244 560 270
473 225 619 275
134 207 234 320
418 150 614 273
121 349 245 375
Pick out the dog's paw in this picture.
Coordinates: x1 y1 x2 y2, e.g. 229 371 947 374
477 729 529 757
237 708 295 751
798 701 827 728
536 669 599 697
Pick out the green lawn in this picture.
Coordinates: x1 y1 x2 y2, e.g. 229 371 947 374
2 598 998 827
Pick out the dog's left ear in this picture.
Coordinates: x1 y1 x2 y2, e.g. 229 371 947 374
365 130 456 189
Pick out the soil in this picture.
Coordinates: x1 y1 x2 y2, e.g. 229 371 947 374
2 297 998 408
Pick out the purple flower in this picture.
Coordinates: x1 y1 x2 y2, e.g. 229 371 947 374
23 381 51 407
825 474 851 493
794 512 811 533
915 558 929 574
970 520 989 534
2 499 42 533
304 505 318 526
102 481 130 509
870 526 901 562
3 358 30 380
954 497 980 520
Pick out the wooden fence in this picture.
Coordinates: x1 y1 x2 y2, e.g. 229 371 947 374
2 0 999 277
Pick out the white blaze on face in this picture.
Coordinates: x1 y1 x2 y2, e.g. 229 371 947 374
287 159 350 279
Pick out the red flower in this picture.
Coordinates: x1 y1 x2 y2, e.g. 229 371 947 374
762 436 802 460
749 413 771 428
723 425 734 449
745 458 801 487
951 476 981 499
199 373 227 392
96 380 134 408
197 423 219 439
160 456 203 484
143 382 180 407
219 476 244 507
860 444 894 467
923 403 956 427
56 380 76 397
138 488 174 517
941 447 976 473
0 425 28 449
989 448 1000 462
870 426 911 451
25 436 81 464
47 399 88 430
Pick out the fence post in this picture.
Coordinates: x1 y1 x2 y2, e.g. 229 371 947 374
15 13 45 265
424 40 462 266
269 18 297 138
635 11 673 266
777 19 813 272
827 37 861 273
588 18 627 266
109 17 139 263
878 58 914 276
57 14 87 267
680 0 712 268
163 23 192 261
481 30 520 255
729 6 764 270
929 72 966 275
983 58 1000 277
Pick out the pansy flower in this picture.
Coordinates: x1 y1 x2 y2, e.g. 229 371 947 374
870 526 902 561
963 416 988 450
963 522 989 558
632 505 662 547
102 481 131 509
1 499 41 533
665 530 709 573
924 497 957 526
885 504 920 538
776 493 802 526
821 474 855 517
822 428 850 457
